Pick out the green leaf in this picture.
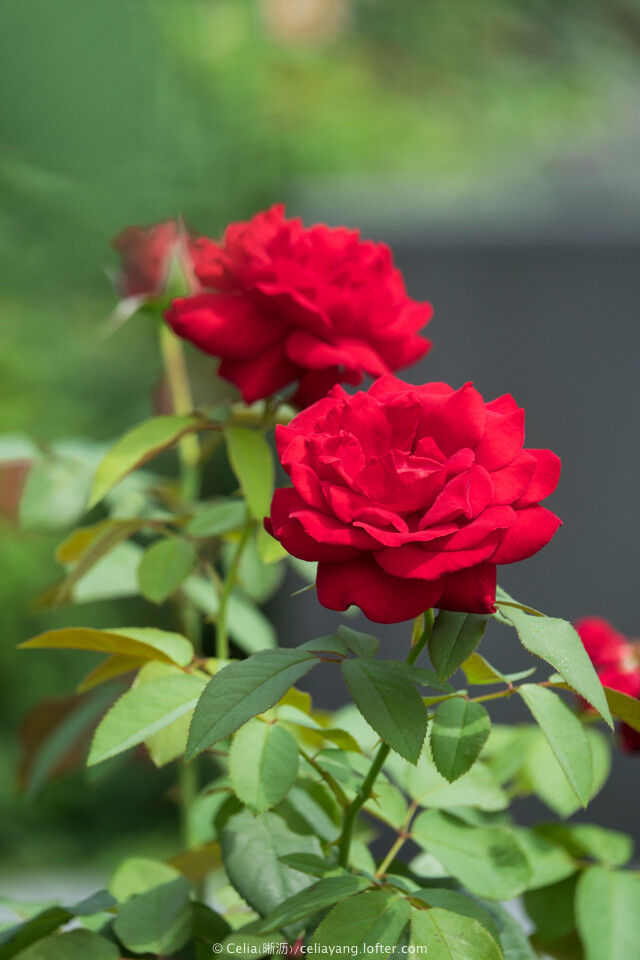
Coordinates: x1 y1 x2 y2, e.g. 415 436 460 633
187 499 248 538
603 685 640 734
518 684 592 807
109 857 181 902
576 866 640 960
278 781 341 843
186 649 318 759
534 822 633 868
259 874 372 931
10 930 119 960
410 889 500 942
19 455 90 533
498 606 613 728
524 874 578 946
113 877 191 956
404 754 507 812
523 726 609 817
220 809 321 917
364 781 409 830
411 810 531 900
462 651 536 686
88 672 205 765
341 658 427 763
429 612 489 680
336 625 380 658
410 907 502 959
0 908 72 959
311 889 411 950
277 853 343 879
54 518 147 604
228 720 299 813
89 414 201 507
511 827 576 890
430 698 491 782
478 900 538 960
224 426 274 521
137 537 196 604
20 626 193 667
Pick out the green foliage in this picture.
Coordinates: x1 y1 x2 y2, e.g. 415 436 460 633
410 908 502 959
113 876 192 955
429 611 489 680
10 930 119 960
430 698 491 782
137 537 197 604
341 657 427 763
497 604 613 727
228 720 299 813
224 426 274 522
576 866 640 960
310 889 411 951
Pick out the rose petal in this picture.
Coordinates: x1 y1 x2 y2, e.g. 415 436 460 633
165 294 285 360
490 505 562 564
516 448 562 506
436 562 497 614
316 554 444 623
219 345 300 404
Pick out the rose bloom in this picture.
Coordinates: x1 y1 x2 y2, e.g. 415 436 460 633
575 617 640 752
266 375 562 623
113 220 200 299
165 205 431 407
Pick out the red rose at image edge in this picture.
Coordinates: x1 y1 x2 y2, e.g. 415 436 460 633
265 375 562 623
113 220 201 299
575 617 640 752
165 204 432 407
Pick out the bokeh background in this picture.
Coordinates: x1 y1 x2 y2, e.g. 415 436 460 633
1 0 639 888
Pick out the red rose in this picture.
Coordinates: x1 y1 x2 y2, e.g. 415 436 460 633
575 617 640 752
265 375 562 623
112 220 200 299
165 205 432 407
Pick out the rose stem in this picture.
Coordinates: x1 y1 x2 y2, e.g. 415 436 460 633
337 609 434 869
159 322 204 884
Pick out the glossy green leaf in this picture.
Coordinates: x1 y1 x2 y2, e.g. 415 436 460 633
499 607 612 728
88 672 205 765
410 908 502 959
228 720 299 813
10 930 119 960
576 866 640 960
277 853 343 879
113 877 191 956
412 810 531 900
187 499 248 537
220 808 321 917
278 780 341 843
186 649 317 758
430 698 491 782
429 611 489 680
137 537 196 604
511 827 576 890
259 874 371 931
89 414 200 507
0 907 72 959
341 658 427 763
311 889 411 950
518 684 592 807
20 625 193 667
224 426 274 521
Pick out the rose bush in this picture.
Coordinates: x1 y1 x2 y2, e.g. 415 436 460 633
577 616 640 750
266 375 562 622
165 204 432 407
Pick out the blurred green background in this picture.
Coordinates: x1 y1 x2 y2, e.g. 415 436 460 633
1 0 639 873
